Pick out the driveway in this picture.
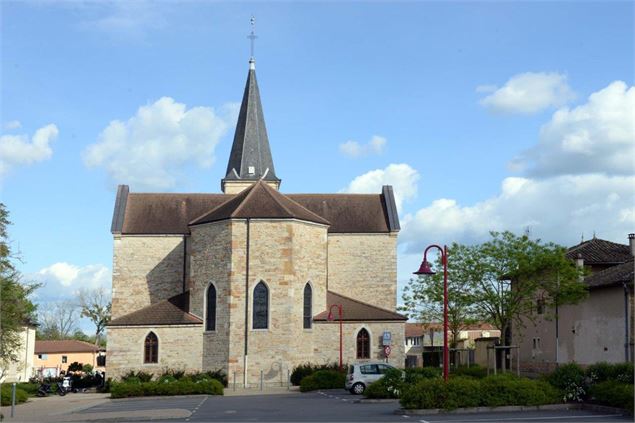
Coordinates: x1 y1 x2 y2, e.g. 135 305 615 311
66 389 632 422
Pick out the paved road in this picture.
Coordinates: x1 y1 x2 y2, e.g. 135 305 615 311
77 389 632 422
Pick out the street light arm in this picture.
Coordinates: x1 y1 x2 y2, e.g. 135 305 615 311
422 244 445 265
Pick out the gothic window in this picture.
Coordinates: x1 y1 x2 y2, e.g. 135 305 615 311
206 284 217 331
144 332 158 363
303 283 312 329
253 281 269 329
356 328 370 359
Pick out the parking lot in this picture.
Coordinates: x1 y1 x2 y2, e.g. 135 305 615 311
71 389 632 422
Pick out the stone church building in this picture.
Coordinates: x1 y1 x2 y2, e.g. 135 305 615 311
106 58 406 386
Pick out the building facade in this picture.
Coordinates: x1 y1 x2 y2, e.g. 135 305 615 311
106 58 406 386
516 235 635 374
0 326 36 383
34 340 106 377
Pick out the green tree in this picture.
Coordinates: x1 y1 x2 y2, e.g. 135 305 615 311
401 243 483 347
471 231 586 346
77 287 111 346
0 203 39 377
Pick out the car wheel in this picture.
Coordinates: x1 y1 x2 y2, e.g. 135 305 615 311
351 382 365 395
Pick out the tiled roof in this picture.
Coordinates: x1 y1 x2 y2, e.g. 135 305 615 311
112 186 399 234
108 291 203 327
313 291 407 322
566 238 632 264
190 181 330 227
35 340 100 354
585 259 634 289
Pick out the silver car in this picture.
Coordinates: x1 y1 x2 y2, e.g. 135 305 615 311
345 362 397 394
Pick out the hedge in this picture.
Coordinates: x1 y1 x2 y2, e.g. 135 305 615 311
586 362 634 384
1 385 29 406
110 379 223 398
588 381 634 413
299 370 346 392
291 363 340 386
547 363 587 402
399 375 561 410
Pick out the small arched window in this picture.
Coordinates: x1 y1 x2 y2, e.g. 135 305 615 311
253 281 269 329
303 283 312 329
356 328 370 359
206 284 217 331
144 332 158 363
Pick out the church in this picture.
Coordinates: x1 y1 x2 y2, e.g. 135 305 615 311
106 56 406 386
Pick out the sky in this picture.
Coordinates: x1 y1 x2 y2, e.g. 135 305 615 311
1 1 634 332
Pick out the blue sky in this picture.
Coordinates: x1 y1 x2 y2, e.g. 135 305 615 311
2 1 634 331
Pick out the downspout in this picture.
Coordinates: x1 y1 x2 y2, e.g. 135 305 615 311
624 282 629 363
244 218 251 387
182 236 188 293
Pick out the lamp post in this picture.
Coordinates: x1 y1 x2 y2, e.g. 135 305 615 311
414 244 449 381
328 304 343 370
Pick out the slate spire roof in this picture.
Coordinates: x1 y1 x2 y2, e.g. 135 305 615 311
223 60 279 187
190 180 330 226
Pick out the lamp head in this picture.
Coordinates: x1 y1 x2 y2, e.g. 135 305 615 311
414 260 435 275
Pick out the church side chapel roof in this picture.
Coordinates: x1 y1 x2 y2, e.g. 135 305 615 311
108 291 202 327
313 291 407 322
566 237 632 265
190 180 330 226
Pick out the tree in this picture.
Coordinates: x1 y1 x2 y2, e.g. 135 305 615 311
0 203 39 378
401 243 483 347
37 300 79 340
77 287 111 346
470 231 586 346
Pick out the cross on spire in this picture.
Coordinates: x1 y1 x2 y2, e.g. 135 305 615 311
248 16 257 63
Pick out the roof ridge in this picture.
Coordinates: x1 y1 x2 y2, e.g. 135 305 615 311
261 182 294 217
328 290 404 317
232 181 262 217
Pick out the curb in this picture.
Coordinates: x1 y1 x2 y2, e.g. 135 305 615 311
109 394 209 402
397 403 631 416
354 398 399 404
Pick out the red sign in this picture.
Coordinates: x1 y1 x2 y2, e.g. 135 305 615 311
384 345 392 357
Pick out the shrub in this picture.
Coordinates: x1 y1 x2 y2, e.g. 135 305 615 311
291 363 339 386
587 362 634 385
67 362 83 372
121 370 153 383
0 385 29 406
400 374 561 410
404 367 442 383
110 379 223 398
15 383 38 395
452 365 487 379
365 369 404 399
82 364 94 374
547 363 587 402
588 381 634 413
299 370 345 392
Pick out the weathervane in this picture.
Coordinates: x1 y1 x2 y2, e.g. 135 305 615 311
248 16 257 61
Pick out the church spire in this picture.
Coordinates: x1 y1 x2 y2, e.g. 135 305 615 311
222 18 280 194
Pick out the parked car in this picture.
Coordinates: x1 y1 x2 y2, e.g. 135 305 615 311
345 362 398 394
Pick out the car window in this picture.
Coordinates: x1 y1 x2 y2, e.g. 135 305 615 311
360 364 379 374
377 364 393 374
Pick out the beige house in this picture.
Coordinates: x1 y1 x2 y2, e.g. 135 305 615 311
34 340 105 377
516 235 635 374
0 326 36 382
106 57 406 386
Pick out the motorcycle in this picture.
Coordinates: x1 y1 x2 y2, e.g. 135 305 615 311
36 381 67 397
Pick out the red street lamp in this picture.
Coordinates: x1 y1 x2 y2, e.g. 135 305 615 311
328 304 343 370
414 244 449 382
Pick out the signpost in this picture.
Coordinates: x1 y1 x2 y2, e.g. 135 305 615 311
382 331 392 346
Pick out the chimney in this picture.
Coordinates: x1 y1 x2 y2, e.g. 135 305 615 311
629 233 635 257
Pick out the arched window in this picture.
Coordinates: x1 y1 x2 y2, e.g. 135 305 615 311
206 284 216 331
253 281 269 329
144 332 158 363
303 283 312 329
356 328 370 359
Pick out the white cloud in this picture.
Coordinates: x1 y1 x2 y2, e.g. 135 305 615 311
510 81 635 176
480 72 575 114
31 263 111 303
339 135 387 158
0 124 58 180
340 163 419 212
4 120 21 130
83 97 232 190
400 174 635 253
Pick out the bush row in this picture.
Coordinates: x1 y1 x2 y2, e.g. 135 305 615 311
547 362 634 403
120 369 228 387
299 370 346 392
588 381 634 413
399 374 561 410
110 379 223 398
291 363 341 386
0 385 29 406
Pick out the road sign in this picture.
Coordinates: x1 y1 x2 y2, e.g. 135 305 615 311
384 345 392 357
382 331 392 346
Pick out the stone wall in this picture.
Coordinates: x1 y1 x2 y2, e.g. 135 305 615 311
112 235 185 319
106 325 203 380
328 234 398 310
313 321 405 368
222 180 280 194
